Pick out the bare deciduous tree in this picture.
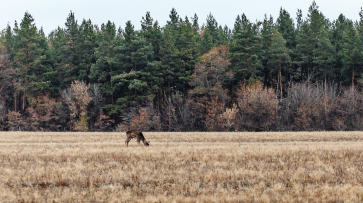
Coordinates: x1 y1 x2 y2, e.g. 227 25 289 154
6 111 26 131
219 103 239 131
62 81 92 131
237 82 278 131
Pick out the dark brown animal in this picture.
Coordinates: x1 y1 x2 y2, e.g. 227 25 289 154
125 130 150 147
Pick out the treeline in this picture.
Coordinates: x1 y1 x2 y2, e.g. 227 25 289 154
1 1 363 131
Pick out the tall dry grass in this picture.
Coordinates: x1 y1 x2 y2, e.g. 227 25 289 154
1 132 363 202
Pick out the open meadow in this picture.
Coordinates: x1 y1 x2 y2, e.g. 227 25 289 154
1 131 363 202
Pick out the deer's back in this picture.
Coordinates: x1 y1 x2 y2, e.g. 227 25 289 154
126 130 144 139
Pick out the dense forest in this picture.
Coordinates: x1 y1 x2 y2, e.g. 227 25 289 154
1 1 363 132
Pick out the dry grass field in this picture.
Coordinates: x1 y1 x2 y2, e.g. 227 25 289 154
1 131 363 202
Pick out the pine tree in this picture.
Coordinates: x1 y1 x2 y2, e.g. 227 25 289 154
332 14 348 81
167 8 179 27
140 12 163 61
313 27 335 93
13 12 55 111
191 14 199 32
200 28 213 54
159 27 183 95
291 9 303 82
62 11 79 87
205 13 219 45
3 24 15 62
111 21 159 111
77 19 96 84
229 14 262 85
178 18 198 91
90 21 118 105
341 21 363 88
166 8 181 44
151 21 163 61
276 8 296 49
295 21 314 83
217 25 229 45
307 1 328 82
267 29 291 99
261 14 274 87
48 27 67 92
1 23 20 113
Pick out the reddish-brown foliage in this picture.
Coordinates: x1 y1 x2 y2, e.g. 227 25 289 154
6 111 26 131
205 97 225 131
93 112 114 132
129 108 150 132
24 94 61 131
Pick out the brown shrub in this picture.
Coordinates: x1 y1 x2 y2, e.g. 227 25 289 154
6 111 26 131
24 94 62 131
219 103 239 131
278 82 338 131
332 88 363 130
236 82 278 131
205 97 225 131
129 108 150 131
93 112 114 132
159 92 196 131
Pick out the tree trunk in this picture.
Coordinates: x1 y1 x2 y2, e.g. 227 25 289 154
352 68 355 89
110 65 114 105
315 66 318 84
270 70 274 92
307 65 310 89
324 65 327 130
277 71 279 99
279 62 282 100
14 93 17 112
168 81 171 132
22 93 25 112
300 63 303 82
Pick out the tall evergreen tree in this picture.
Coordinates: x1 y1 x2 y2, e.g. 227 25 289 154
62 11 79 87
77 19 97 84
178 18 198 91
200 28 213 54
295 20 314 83
13 12 55 111
159 27 183 95
261 14 274 87
166 8 181 43
3 24 15 62
191 13 199 32
111 21 160 112
205 13 219 45
276 8 296 49
90 21 118 105
267 29 291 98
49 27 67 92
307 1 327 83
229 14 262 85
313 27 335 92
341 21 363 88
140 12 163 61
332 14 348 81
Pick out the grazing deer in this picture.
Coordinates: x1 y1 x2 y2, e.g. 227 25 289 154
125 130 150 147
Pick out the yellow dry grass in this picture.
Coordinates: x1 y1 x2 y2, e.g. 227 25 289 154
1 131 363 202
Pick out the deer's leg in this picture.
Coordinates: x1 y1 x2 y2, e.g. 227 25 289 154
125 138 132 147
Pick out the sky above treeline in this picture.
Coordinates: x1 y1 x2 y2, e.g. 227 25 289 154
1 0 362 35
